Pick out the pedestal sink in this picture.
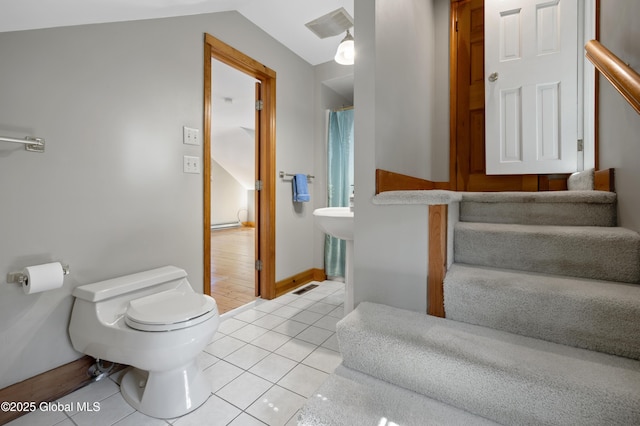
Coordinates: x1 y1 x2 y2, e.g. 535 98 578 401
313 207 354 314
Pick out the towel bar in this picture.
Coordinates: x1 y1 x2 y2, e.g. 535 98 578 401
0 135 45 153
279 171 314 180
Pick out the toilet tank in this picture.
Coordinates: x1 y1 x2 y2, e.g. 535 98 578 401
73 266 188 302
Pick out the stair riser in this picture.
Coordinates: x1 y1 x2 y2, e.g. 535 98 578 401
460 201 616 226
444 264 640 360
338 303 640 426
454 225 640 283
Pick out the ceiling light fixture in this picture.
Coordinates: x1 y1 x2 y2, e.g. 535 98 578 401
334 30 354 65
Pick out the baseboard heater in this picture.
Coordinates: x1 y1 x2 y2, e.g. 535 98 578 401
211 221 241 230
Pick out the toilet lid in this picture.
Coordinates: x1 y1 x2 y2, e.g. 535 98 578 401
125 289 217 332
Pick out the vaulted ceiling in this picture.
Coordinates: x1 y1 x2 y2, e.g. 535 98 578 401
0 0 354 66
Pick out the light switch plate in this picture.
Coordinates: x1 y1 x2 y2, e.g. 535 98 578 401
183 155 201 174
183 126 200 146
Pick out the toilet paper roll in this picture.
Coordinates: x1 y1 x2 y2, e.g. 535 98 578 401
22 262 65 294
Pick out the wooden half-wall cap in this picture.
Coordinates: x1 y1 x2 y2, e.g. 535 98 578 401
376 169 451 194
594 168 615 192
586 40 640 114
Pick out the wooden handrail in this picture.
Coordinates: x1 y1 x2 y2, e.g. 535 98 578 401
586 40 640 114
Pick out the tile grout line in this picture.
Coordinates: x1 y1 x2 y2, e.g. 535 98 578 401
10 281 345 426
206 283 343 424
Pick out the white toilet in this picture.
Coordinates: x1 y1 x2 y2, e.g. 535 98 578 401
68 266 219 419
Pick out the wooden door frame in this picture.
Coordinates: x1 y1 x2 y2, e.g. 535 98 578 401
449 0 461 189
449 0 599 190
203 34 277 300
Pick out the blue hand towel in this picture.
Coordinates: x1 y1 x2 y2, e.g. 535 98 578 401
292 174 310 202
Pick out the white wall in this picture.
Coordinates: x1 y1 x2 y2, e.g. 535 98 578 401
0 11 316 389
597 0 640 233
352 0 449 313
246 189 256 223
211 159 247 225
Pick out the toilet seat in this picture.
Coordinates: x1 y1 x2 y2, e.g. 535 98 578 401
125 289 217 332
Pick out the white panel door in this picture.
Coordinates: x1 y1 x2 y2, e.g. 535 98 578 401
485 0 578 174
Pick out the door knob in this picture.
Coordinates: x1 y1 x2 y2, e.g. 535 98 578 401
488 72 499 82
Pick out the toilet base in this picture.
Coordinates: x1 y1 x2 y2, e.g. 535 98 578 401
120 361 211 419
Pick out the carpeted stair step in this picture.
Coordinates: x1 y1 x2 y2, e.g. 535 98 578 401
337 302 640 426
298 365 499 426
460 190 617 226
444 263 640 359
454 221 640 283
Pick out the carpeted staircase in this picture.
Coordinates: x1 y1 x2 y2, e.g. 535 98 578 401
299 185 640 425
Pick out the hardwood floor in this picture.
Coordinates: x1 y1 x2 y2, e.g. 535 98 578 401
210 226 256 314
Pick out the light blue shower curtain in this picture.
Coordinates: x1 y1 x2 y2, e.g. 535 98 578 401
325 109 354 278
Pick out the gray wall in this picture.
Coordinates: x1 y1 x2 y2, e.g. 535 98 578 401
353 0 450 314
0 11 316 388
598 0 640 233
374 0 450 181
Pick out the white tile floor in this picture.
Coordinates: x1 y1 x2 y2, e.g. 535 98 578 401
8 281 345 426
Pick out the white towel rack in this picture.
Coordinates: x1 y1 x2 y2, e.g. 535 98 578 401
0 135 45 153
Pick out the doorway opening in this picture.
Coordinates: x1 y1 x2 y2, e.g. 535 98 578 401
209 58 259 313
449 0 597 192
203 34 277 309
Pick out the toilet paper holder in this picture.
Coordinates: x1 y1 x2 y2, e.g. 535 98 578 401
6 263 70 285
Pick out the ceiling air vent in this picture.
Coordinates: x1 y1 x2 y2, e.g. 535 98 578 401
305 7 354 39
